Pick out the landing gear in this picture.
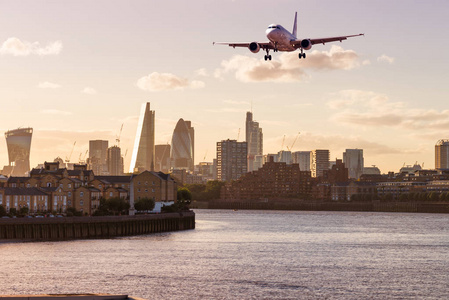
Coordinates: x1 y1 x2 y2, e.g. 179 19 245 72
264 48 272 61
298 50 306 59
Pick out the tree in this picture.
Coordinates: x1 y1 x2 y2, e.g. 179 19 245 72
19 206 29 216
177 187 192 201
0 205 6 217
9 208 17 216
134 197 155 212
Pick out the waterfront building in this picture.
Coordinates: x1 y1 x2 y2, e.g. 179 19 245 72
130 102 155 173
155 144 171 173
3 127 33 176
311 149 330 178
245 112 263 172
343 149 364 179
435 139 449 170
107 146 124 176
217 139 247 182
88 140 108 175
0 161 177 215
292 151 311 171
325 159 349 183
171 119 194 171
221 158 312 201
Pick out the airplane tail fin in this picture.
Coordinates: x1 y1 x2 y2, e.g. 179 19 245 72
292 11 298 38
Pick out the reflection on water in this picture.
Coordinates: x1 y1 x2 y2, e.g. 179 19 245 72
0 210 448 299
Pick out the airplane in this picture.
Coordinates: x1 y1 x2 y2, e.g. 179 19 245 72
214 12 364 61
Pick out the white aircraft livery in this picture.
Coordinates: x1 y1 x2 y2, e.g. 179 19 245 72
214 12 364 61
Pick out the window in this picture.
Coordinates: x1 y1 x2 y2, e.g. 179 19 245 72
80 200 84 206
152 189 155 193
110 192 113 197
80 192 84 197
152 181 155 185
47 182 52 187
68 192 72 197
68 183 72 188
99 184 102 189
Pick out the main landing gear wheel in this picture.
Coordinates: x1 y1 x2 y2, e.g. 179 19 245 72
298 53 306 59
264 55 272 61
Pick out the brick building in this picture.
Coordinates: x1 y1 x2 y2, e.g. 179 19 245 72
0 162 177 215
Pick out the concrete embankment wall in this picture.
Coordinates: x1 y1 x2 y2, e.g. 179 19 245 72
207 201 449 213
0 212 195 241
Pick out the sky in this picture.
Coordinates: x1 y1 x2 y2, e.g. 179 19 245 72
1 0 449 174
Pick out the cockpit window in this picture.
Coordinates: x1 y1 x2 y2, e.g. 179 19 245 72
268 26 279 29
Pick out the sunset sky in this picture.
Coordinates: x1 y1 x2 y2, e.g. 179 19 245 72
1 0 449 173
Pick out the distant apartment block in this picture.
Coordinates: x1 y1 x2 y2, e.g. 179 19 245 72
245 112 263 172
311 149 330 178
217 139 247 181
221 158 312 201
130 102 155 173
343 149 364 179
278 150 292 164
88 140 108 175
435 139 449 170
107 146 124 176
293 151 311 171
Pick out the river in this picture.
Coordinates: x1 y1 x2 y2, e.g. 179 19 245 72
1 210 448 299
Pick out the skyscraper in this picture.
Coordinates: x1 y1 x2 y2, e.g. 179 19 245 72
107 146 124 175
155 144 171 173
217 139 247 181
3 127 33 176
130 102 155 173
311 149 330 178
435 139 449 170
171 118 194 171
343 149 364 179
88 140 108 175
245 112 263 172
293 151 311 171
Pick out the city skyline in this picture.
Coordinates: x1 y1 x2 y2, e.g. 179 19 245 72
1 1 449 174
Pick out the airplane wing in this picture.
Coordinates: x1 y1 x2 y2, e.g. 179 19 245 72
291 34 364 48
213 42 274 49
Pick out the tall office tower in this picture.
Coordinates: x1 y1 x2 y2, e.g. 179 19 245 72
155 144 171 173
245 112 263 172
88 140 108 175
217 139 247 181
311 149 330 178
4 127 33 176
293 151 311 171
278 150 292 164
107 146 124 175
254 155 264 171
184 120 194 169
343 149 364 179
171 118 194 171
435 139 449 170
130 102 155 173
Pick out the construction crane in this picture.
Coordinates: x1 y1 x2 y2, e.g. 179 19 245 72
237 128 241 141
203 150 208 161
65 141 76 163
287 132 301 151
116 123 123 147
281 135 286 151
79 150 88 164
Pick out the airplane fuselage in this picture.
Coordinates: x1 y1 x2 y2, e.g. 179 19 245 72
265 24 297 52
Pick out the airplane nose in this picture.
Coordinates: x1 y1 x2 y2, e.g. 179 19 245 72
266 28 276 39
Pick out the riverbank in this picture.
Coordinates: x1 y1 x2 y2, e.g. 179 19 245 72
0 294 146 300
0 212 195 241
192 200 449 213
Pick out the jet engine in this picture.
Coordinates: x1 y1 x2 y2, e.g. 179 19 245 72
300 39 312 50
248 42 260 53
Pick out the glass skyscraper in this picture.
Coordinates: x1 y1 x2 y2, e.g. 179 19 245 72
129 102 155 173
170 118 194 171
4 127 33 176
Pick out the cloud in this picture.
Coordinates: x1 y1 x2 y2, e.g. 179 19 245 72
0 37 62 56
82 87 97 95
215 45 363 83
377 54 395 64
327 89 449 131
195 68 209 77
37 81 61 89
136 72 205 91
40 109 72 116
